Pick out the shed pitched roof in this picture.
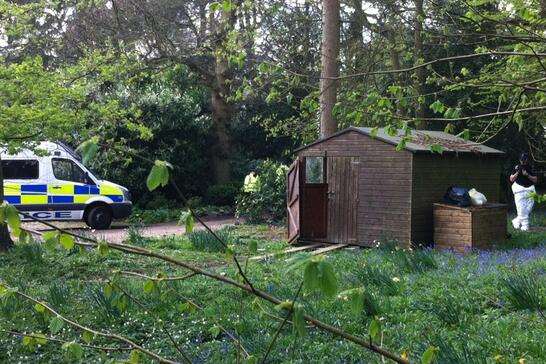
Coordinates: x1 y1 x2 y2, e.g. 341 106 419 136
295 127 505 155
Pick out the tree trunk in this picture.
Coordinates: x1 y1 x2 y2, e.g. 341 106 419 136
207 6 234 184
541 0 546 17
0 155 13 252
413 0 427 129
319 0 340 138
210 54 234 184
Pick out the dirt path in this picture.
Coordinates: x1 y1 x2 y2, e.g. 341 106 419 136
22 216 240 244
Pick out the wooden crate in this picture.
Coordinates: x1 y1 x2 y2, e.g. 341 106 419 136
433 203 507 252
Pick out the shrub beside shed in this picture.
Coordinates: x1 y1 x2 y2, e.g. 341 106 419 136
287 127 505 247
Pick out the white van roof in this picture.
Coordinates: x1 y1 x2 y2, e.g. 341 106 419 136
1 141 80 160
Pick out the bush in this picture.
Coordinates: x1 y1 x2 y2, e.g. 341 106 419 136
236 160 288 223
205 183 241 206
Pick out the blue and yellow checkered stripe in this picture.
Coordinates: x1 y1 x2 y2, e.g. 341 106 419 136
3 183 123 205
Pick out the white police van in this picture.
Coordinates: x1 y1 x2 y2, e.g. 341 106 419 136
1 142 132 229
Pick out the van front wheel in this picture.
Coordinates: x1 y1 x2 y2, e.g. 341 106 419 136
86 205 113 230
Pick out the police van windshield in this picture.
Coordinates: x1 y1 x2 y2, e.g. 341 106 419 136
52 158 95 185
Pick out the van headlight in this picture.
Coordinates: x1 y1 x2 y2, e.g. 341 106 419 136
122 189 132 202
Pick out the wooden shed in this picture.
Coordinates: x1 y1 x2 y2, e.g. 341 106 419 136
286 127 505 247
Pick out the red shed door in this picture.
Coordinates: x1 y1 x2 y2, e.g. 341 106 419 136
286 159 302 243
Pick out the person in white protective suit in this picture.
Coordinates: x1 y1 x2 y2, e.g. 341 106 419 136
510 153 538 231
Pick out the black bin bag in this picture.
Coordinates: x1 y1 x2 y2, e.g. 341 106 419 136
443 186 471 207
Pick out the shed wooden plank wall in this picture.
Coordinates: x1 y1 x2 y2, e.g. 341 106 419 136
411 154 502 245
299 131 413 246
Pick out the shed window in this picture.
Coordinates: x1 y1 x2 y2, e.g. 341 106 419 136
305 157 325 183
1 160 39 179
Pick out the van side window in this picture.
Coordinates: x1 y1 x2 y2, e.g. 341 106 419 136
52 158 89 184
1 160 39 179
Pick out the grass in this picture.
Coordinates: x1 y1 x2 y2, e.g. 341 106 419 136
0 221 545 363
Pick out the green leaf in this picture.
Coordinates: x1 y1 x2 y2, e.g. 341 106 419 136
42 231 59 250
128 350 140 364
34 302 46 313
292 304 306 336
208 325 221 339
303 256 338 297
143 279 156 294
369 318 381 340
98 242 109 256
22 336 34 346
77 137 99 165
384 124 397 137
429 144 444 154
62 341 84 360
0 284 9 298
146 160 171 191
429 100 445 114
115 294 128 312
303 259 320 292
33 333 47 345
5 204 20 232
421 346 439 364
180 210 194 233
49 316 64 334
177 302 197 313
274 300 293 311
59 234 75 250
82 330 94 344
317 260 337 297
103 284 114 299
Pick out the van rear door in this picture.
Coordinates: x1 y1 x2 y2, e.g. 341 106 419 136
1 159 46 206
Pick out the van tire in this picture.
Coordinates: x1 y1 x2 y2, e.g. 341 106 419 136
86 205 113 230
